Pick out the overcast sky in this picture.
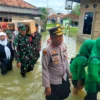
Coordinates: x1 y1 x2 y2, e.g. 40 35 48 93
24 0 77 14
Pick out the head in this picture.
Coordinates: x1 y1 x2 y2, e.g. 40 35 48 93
25 25 30 33
35 24 38 32
8 23 15 31
51 34 63 46
2 23 7 32
18 24 26 36
0 32 6 41
49 26 63 46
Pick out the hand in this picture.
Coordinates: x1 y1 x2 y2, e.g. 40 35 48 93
17 62 21 68
77 80 82 87
69 73 72 79
10 39 13 43
45 87 51 96
77 80 84 90
32 33 34 37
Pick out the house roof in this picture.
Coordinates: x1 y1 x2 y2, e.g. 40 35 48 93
48 14 66 19
0 0 36 9
62 14 79 21
0 5 42 16
0 0 42 16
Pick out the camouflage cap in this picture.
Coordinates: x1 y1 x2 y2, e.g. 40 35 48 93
18 24 26 31
8 23 14 27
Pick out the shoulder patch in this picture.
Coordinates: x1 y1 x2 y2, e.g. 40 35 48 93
43 50 47 56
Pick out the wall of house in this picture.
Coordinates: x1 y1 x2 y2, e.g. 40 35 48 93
79 0 100 39
0 13 35 22
12 16 31 22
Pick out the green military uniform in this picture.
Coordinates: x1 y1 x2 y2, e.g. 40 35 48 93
6 23 18 50
14 25 34 77
32 31 41 63
70 40 95 88
31 24 41 64
6 23 16 40
84 38 100 100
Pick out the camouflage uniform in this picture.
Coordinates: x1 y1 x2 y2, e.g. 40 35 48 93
6 24 18 50
32 32 41 63
14 33 34 75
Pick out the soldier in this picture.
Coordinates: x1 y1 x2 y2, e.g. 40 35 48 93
14 24 34 77
32 24 41 64
70 39 95 94
42 26 71 100
6 23 18 50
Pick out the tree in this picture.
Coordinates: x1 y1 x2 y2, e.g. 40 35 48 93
72 4 80 16
39 7 49 32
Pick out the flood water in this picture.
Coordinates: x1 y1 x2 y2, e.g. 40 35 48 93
0 32 100 100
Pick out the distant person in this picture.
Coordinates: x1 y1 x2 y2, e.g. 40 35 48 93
32 24 41 64
1 23 8 33
6 23 18 50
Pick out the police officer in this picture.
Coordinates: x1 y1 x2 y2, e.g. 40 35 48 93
70 39 95 94
42 26 71 100
14 24 34 77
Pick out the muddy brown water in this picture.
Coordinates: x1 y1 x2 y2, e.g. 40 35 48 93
0 33 100 100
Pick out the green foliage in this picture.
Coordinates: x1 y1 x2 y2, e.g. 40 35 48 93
39 7 48 21
39 7 49 31
72 4 80 16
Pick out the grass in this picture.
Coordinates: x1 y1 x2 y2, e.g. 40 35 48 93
64 27 78 38
42 31 49 41
46 23 78 38
46 23 56 28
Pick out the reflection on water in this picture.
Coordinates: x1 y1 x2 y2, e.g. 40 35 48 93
0 33 100 100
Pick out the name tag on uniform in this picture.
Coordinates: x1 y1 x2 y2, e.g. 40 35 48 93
52 50 59 65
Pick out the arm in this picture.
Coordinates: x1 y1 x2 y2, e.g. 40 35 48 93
66 58 72 78
64 43 72 78
42 49 50 87
13 36 21 63
78 57 87 80
90 58 100 85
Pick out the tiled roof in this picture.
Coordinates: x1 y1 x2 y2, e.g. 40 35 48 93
0 5 42 15
62 14 79 21
0 0 36 9
48 14 65 19
48 13 79 21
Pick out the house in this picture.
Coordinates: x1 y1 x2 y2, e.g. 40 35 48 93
69 0 100 39
62 14 79 27
0 0 42 22
48 13 65 24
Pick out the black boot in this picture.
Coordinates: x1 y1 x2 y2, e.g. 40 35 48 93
21 73 26 77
